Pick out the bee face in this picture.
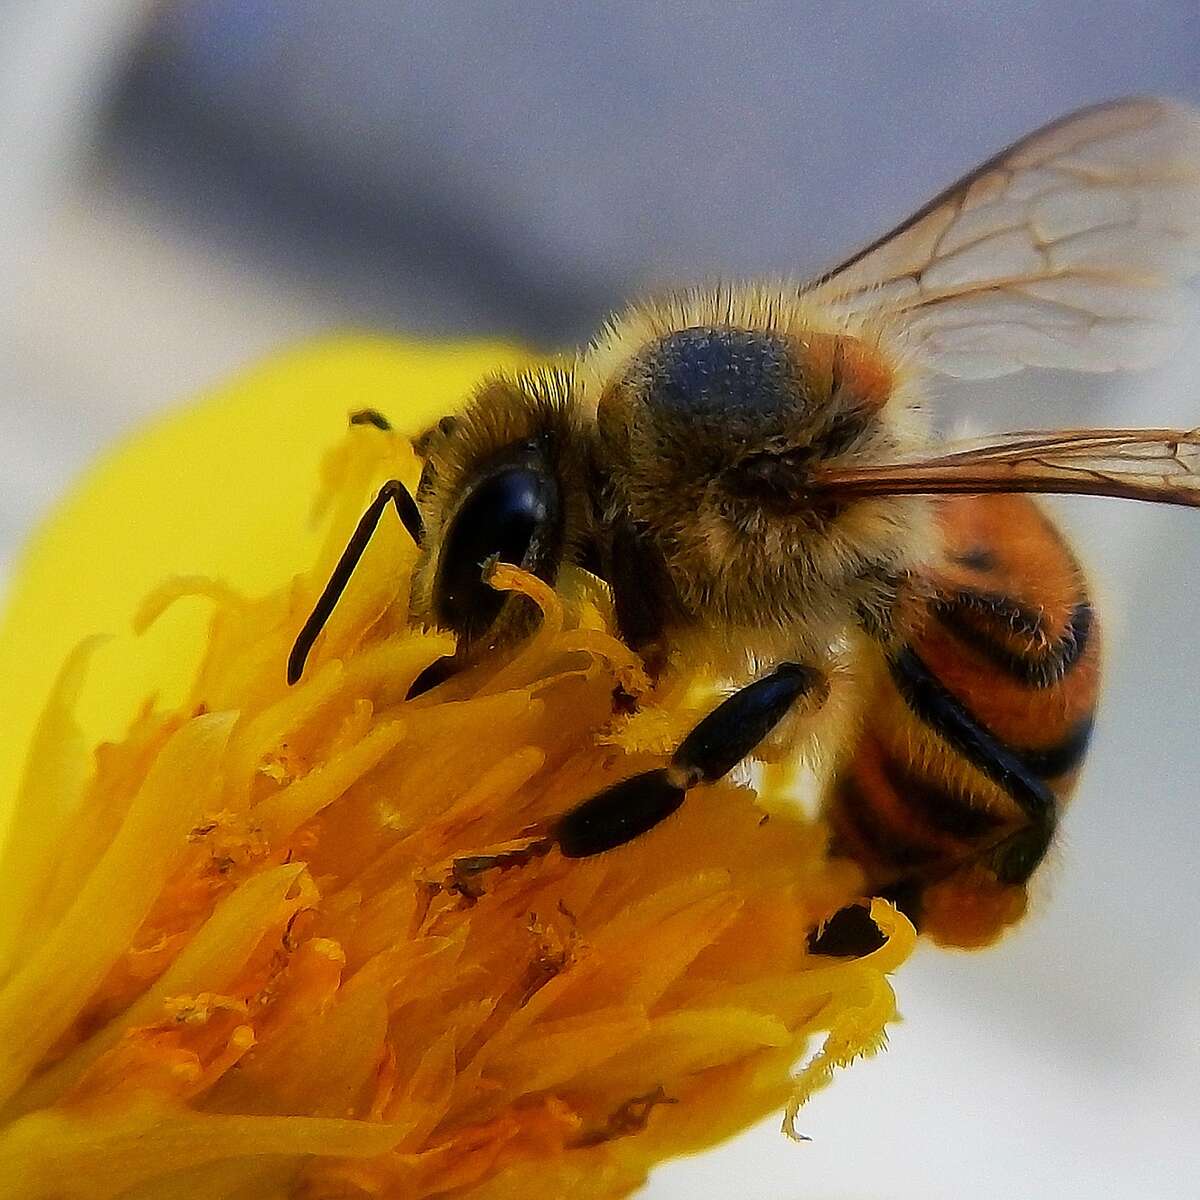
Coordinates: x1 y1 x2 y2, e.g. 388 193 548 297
407 369 591 656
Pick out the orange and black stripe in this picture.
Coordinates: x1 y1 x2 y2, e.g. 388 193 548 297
822 493 1102 949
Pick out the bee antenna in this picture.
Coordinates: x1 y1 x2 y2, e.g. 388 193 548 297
287 479 423 685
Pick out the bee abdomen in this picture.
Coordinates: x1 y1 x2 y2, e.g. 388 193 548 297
830 736 1005 874
906 496 1101 780
929 589 1094 689
826 495 1103 948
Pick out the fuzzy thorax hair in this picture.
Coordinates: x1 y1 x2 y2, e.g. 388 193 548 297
575 284 935 656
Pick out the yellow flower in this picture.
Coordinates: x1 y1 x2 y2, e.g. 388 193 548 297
0 338 912 1199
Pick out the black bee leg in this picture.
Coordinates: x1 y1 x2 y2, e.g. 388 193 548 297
349 408 392 430
288 479 424 685
985 815 1057 886
556 662 825 858
889 645 1062 880
406 653 462 699
607 517 676 679
807 879 923 957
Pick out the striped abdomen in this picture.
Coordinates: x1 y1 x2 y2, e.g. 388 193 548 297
826 494 1102 948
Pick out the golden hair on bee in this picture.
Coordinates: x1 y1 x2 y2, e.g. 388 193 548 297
576 282 935 670
579 282 915 404
290 96 1200 951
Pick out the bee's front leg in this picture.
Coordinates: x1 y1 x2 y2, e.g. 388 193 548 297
555 661 828 858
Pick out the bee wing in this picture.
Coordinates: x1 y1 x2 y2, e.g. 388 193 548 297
810 97 1200 380
811 428 1200 507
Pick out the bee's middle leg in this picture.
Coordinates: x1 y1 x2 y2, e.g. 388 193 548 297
555 662 828 858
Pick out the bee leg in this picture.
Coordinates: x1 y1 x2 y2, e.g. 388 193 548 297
406 653 462 699
410 414 459 459
985 815 1056 886
348 408 392 430
607 517 678 681
807 879 923 957
556 662 825 858
287 479 424 685
812 786 1056 959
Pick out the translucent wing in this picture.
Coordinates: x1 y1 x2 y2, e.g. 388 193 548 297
810 428 1200 507
810 98 1200 379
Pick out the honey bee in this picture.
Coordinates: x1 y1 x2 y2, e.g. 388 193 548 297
289 97 1200 951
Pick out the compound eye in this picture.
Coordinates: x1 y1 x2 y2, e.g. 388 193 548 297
433 464 559 639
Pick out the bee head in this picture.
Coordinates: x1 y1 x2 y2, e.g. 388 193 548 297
408 369 588 652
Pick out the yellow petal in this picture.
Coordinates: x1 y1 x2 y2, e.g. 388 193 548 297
0 336 528 819
0 1101 409 1200
0 636 104 978
15 861 308 1114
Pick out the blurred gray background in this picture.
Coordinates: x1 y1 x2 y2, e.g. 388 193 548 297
1 3 1198 1197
